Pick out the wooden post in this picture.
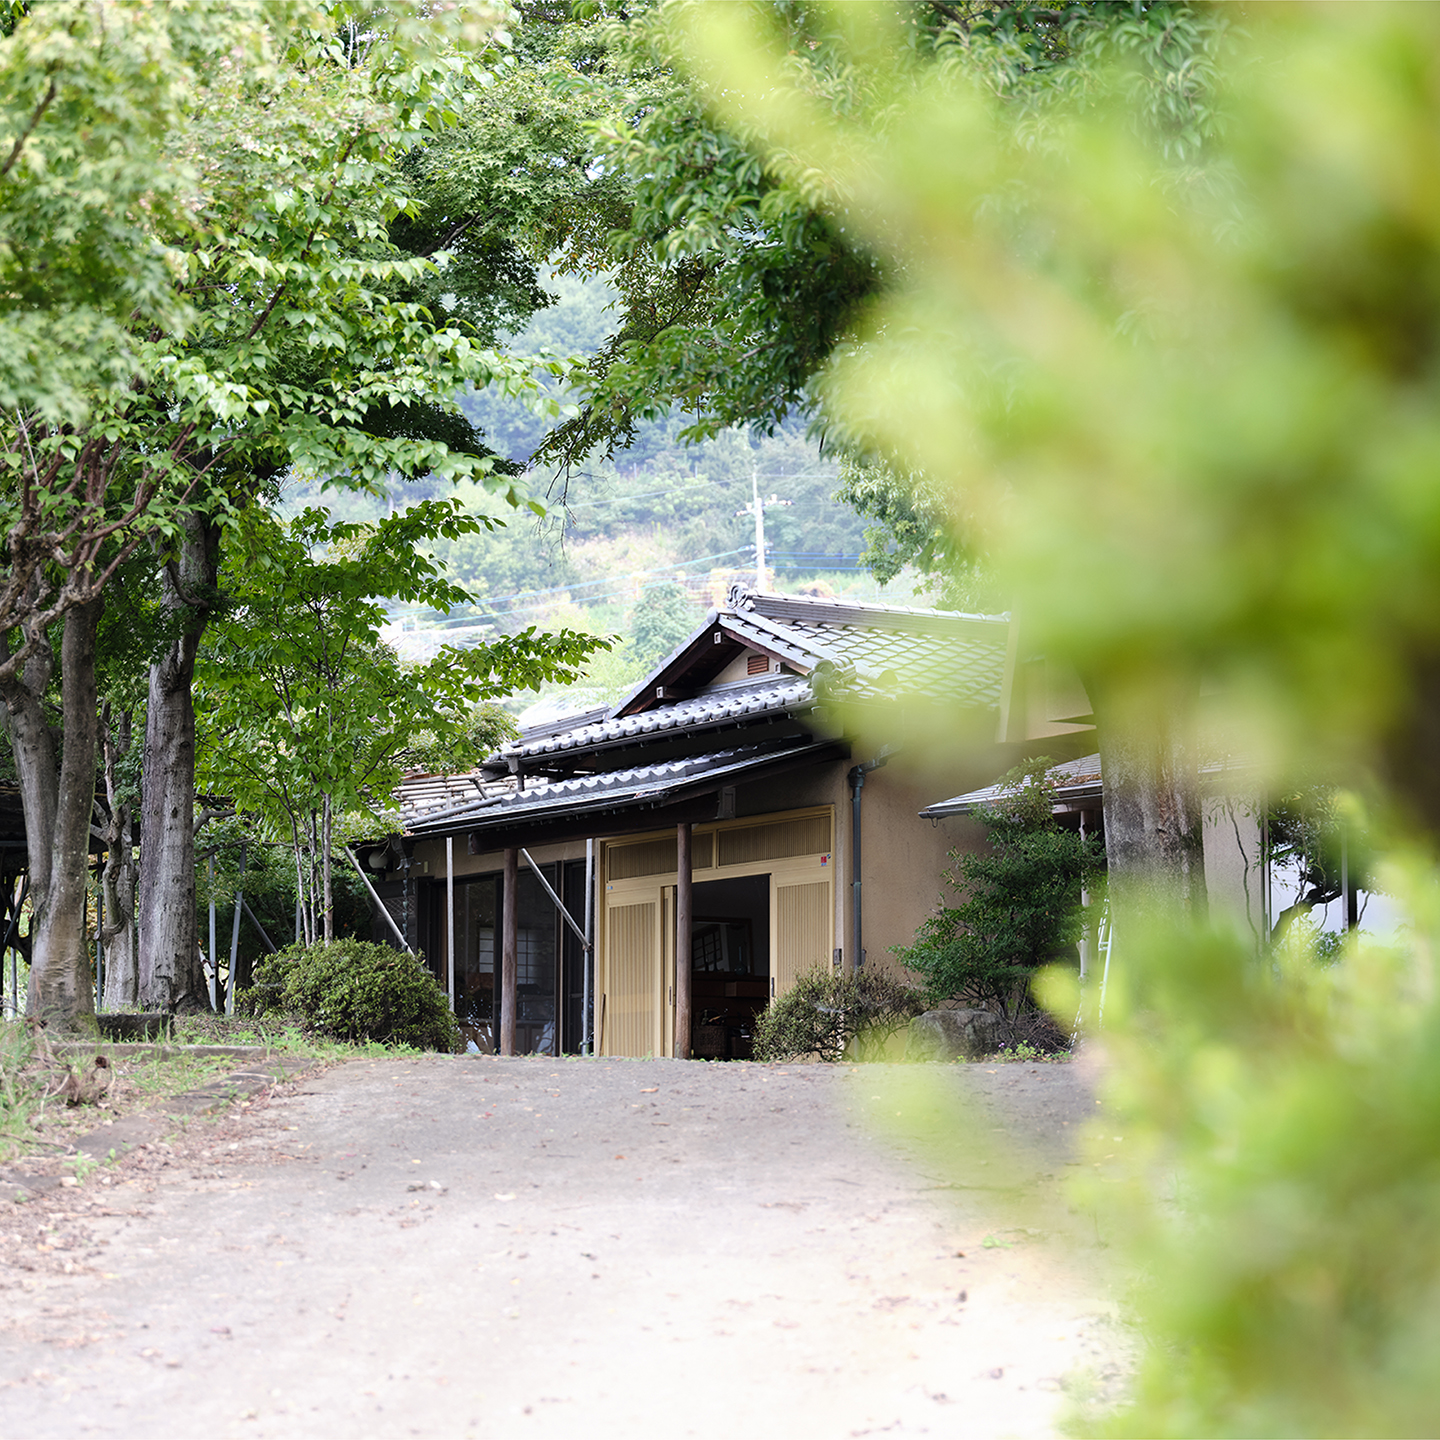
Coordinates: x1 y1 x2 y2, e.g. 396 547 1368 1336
675 823 692 1060
208 853 218 1010
501 846 518 1056
445 835 455 1012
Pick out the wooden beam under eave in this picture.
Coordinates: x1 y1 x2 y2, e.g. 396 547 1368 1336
674 822 692 1061
500 847 518 1057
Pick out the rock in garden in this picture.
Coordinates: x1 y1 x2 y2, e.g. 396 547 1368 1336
906 1009 1005 1062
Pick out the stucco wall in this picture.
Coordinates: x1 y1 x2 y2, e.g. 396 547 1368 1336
841 764 990 982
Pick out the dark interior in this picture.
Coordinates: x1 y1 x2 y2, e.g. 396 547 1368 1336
689 873 770 1060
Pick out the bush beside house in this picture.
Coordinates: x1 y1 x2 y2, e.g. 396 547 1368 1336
897 758 1103 1044
752 967 924 1062
240 939 460 1052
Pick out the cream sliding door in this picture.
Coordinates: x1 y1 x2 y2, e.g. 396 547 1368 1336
771 874 834 1000
603 806 835 1052
604 894 662 1057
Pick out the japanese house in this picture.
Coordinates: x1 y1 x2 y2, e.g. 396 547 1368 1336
358 586 1096 1058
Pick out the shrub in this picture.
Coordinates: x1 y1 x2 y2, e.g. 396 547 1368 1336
896 758 1103 1027
239 939 460 1052
753 967 925 1062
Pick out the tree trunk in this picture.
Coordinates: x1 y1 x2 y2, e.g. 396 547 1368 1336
1093 675 1209 929
1379 646 1440 848
100 844 138 1008
138 512 220 1012
289 818 313 947
321 793 333 943
5 600 105 1030
0 612 58 910
98 706 138 1008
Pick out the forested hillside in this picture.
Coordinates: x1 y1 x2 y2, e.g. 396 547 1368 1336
284 270 904 712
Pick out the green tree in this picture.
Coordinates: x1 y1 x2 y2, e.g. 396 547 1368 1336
0 1 542 1027
897 759 1102 1025
629 580 699 670
491 2 1223 918
834 455 1000 612
196 502 605 943
676 3 1440 1432
530 2 1206 466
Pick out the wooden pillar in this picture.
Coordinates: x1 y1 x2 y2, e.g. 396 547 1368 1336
675 823 692 1060
445 835 455 1012
501 846 518 1056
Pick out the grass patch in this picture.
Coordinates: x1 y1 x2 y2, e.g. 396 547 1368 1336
0 1015 428 1164
985 1042 1074 1064
169 1011 429 1059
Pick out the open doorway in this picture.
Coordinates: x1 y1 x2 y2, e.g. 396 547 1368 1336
452 860 592 1058
689 874 770 1060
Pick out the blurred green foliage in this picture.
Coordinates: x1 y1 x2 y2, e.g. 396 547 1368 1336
1043 870 1440 1437
673 2 1440 1432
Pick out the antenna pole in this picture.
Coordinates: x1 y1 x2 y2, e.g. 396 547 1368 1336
753 464 766 591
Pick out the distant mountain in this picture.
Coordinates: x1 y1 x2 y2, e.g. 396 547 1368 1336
284 269 915 704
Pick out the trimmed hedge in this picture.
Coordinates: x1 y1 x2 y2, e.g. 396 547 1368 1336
752 967 924 1063
239 939 460 1052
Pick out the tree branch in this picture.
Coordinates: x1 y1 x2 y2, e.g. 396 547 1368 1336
0 77 58 180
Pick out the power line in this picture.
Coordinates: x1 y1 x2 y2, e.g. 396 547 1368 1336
555 471 840 511
388 547 754 625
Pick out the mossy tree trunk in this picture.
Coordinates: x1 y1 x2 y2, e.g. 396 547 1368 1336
138 512 219 1012
1 598 104 1031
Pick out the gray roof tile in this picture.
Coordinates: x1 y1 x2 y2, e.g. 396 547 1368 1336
921 755 1104 817
407 741 817 836
497 592 1007 767
398 591 1011 834
503 675 815 763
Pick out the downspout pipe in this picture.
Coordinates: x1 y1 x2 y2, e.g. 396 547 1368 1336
849 765 865 971
848 755 890 972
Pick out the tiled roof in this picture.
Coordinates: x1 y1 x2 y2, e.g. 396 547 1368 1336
921 751 1258 818
921 754 1104 817
396 589 1011 836
502 675 814 764
718 591 1008 707
497 588 1008 768
396 770 507 823
406 740 819 837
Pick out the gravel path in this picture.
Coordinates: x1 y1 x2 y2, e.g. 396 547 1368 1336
0 1055 1128 1439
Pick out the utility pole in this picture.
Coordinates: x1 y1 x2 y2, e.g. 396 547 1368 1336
738 463 791 591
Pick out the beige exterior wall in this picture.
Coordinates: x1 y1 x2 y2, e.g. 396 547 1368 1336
848 764 990 981
404 760 1005 1055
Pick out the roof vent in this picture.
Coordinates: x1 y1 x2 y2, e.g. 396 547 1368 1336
747 653 770 677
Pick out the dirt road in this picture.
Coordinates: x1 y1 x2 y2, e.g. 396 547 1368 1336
0 1056 1127 1439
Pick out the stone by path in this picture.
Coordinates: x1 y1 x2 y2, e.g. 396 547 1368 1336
0 1055 1129 1439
